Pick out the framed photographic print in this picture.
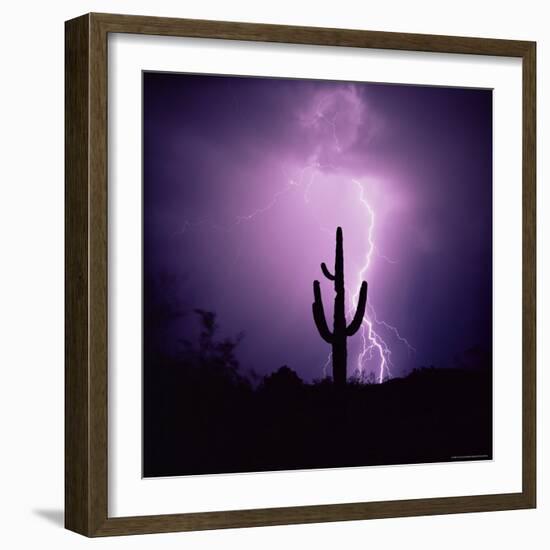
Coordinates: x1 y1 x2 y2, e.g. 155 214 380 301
65 13 536 537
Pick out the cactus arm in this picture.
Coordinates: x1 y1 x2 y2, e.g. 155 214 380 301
321 262 335 281
313 302 333 343
312 281 333 343
346 281 368 336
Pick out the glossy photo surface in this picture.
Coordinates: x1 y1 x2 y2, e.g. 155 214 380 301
142 72 493 477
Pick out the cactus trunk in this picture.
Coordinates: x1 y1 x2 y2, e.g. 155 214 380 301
312 227 368 385
332 339 347 386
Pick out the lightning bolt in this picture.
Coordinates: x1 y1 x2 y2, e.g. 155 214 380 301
349 179 415 383
305 90 415 383
322 352 332 378
176 86 414 383
231 168 415 383
236 176 300 224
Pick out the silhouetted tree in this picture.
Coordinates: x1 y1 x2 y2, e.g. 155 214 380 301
312 227 368 385
180 309 246 386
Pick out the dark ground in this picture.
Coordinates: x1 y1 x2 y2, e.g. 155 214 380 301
143 311 492 478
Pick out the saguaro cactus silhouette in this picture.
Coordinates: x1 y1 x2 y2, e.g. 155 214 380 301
312 227 368 385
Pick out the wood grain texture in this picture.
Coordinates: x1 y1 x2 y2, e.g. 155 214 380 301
521 42 537 508
93 12 533 56
65 14 91 535
64 12 537 537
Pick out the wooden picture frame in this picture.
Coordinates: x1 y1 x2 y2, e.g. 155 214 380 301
65 12 536 537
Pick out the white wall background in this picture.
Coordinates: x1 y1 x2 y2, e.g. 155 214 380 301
0 0 546 547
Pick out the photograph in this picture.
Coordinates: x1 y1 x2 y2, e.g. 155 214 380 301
142 72 493 477
0 2 538 544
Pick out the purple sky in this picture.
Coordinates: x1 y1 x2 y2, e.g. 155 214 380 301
143 72 492 382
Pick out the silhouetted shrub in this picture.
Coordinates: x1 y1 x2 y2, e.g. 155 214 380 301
261 366 303 392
